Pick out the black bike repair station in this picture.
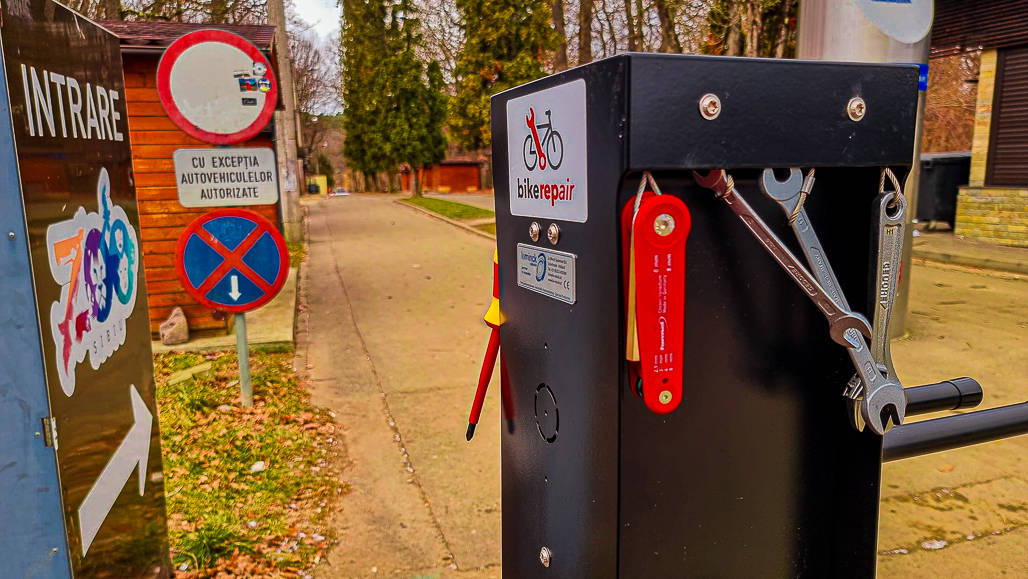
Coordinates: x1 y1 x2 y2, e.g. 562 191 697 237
481 54 1028 577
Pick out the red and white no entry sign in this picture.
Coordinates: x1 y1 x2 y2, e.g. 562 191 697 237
157 29 278 145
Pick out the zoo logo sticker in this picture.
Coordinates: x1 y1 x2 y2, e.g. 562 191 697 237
46 168 139 396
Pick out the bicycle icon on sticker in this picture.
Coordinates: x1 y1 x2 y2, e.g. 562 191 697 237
523 107 564 171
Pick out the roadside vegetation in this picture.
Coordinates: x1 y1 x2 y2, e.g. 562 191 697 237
154 349 344 577
400 196 497 235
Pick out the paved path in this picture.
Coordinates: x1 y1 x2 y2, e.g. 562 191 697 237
299 194 500 579
881 261 1027 577
298 193 1026 578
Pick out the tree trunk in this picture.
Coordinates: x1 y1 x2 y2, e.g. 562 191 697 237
552 0 569 70
656 0 681 53
411 167 422 198
624 0 637 51
773 0 793 58
725 2 743 56
632 0 645 50
103 0 120 19
578 0 594 64
744 1 762 57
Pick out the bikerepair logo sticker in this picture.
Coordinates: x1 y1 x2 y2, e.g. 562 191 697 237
506 79 588 223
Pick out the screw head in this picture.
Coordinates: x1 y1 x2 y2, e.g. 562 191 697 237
847 97 866 122
653 213 675 236
659 390 673 404
547 223 560 245
8 232 14 239
539 546 552 567
699 93 721 120
529 221 541 242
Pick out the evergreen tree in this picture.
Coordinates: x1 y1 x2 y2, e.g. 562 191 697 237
383 0 448 197
341 0 393 190
450 0 557 152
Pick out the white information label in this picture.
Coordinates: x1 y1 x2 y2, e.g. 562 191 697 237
506 79 588 223
174 147 279 207
516 243 577 304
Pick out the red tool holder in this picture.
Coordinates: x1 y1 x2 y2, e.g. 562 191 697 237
621 192 691 414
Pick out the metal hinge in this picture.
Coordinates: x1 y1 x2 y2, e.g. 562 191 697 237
41 417 58 450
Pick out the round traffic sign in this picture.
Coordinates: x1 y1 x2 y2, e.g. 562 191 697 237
175 209 288 313
157 29 278 145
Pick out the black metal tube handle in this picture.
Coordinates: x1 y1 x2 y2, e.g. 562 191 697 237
905 377 983 416
883 400 1028 462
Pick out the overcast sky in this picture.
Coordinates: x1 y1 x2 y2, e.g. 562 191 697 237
292 0 340 40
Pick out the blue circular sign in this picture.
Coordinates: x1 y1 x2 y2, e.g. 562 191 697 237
175 209 288 313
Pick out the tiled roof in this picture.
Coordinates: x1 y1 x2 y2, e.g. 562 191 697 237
97 20 275 51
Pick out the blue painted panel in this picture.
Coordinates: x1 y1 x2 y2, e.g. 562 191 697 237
0 34 73 579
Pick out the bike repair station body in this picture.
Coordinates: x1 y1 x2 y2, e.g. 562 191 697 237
489 53 1028 577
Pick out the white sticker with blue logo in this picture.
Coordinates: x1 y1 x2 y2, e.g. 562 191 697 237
516 243 576 304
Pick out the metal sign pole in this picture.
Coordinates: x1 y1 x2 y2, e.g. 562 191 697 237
797 0 933 338
235 313 253 406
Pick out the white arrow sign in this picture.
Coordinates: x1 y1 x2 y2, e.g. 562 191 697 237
228 274 242 301
78 384 153 555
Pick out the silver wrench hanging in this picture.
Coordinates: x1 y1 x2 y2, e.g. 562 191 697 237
760 169 848 310
692 170 871 347
856 180 909 434
870 190 906 380
705 167 902 434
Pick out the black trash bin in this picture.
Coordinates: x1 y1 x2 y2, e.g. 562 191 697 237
918 151 971 225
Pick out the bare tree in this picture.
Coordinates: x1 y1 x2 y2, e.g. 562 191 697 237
553 0 570 69
118 0 268 22
415 0 464 84
577 0 594 64
655 0 681 52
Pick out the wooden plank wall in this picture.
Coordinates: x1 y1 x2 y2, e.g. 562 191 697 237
123 54 282 336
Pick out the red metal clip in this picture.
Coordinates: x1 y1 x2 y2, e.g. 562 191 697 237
623 194 691 414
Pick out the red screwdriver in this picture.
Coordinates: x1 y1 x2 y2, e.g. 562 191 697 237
467 248 506 441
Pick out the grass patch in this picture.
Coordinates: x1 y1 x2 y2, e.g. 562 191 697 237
474 222 497 235
287 242 306 269
155 350 343 576
401 196 494 220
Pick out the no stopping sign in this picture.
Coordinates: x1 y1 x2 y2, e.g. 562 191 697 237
157 29 278 144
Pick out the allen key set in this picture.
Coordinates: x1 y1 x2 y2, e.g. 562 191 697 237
486 53 1028 577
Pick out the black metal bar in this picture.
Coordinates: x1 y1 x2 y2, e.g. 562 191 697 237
883 401 1028 462
905 377 983 416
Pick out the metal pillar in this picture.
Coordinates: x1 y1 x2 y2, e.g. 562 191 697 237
798 0 933 337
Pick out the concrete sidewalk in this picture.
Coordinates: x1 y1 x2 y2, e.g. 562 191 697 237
913 231 1028 275
299 194 500 578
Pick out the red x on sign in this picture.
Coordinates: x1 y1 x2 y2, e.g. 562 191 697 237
175 209 288 313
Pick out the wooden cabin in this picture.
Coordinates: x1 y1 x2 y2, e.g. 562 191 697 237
99 21 284 336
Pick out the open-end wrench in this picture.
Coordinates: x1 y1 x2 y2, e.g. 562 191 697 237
758 168 906 434
855 190 908 434
692 170 871 347
760 169 848 310
870 191 906 380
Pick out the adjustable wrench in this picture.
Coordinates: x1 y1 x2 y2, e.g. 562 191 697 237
692 170 871 347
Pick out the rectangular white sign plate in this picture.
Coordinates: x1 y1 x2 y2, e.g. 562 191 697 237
174 147 279 207
506 79 588 222
516 243 577 304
